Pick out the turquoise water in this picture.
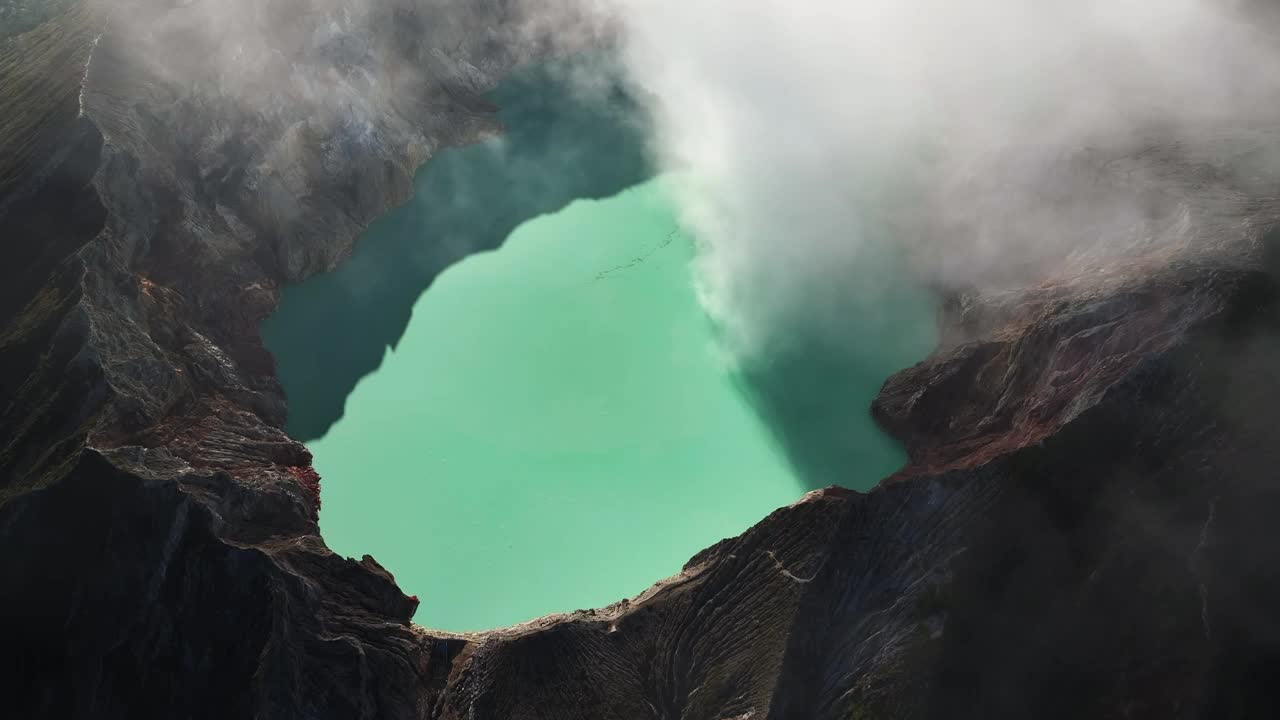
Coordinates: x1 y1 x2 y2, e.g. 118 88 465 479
263 63 937 631
301 179 804 630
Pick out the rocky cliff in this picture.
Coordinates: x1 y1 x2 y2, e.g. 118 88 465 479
5 1 1280 719
2 0 535 716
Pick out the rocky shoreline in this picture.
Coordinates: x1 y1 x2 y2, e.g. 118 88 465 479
5 1 1280 718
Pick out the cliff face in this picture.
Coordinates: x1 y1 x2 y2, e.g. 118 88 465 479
5 1 1280 719
2 1 531 716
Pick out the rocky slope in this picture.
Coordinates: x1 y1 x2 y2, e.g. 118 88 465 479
1 0 541 716
5 1 1280 719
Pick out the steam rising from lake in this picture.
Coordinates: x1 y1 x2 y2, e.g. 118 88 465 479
586 0 1280 355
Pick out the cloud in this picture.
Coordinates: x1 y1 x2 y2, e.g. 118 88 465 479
585 0 1280 356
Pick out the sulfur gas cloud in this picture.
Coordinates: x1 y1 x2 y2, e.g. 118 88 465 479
570 0 1280 356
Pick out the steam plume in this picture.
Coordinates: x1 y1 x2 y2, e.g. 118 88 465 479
591 0 1280 355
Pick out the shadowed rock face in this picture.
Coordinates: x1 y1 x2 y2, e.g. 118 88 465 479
6 2 1280 719
2 0 538 716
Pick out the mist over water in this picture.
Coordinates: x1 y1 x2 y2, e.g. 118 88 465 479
106 0 1280 356
588 0 1280 355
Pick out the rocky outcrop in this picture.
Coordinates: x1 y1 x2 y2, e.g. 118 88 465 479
5 1 1280 719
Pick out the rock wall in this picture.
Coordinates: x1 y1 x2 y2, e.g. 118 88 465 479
2 0 534 716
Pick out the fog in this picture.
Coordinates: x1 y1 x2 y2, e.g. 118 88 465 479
581 0 1280 356
88 0 1280 363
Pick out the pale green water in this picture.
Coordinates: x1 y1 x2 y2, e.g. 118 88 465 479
307 179 804 630
264 62 936 631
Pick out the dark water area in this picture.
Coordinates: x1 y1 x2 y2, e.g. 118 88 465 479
737 266 938 488
264 61 653 442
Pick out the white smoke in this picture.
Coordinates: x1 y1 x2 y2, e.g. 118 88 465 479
592 0 1280 356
